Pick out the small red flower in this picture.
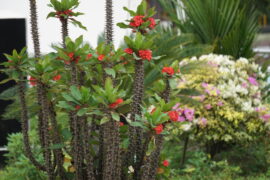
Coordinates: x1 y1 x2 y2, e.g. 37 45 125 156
124 48 133 55
163 160 169 167
29 76 37 86
129 15 144 27
138 50 152 61
148 17 156 29
68 52 74 60
119 122 124 127
86 53 92 60
98 55 105 61
63 9 73 15
168 111 178 122
109 98 124 109
154 124 163 134
162 67 175 76
75 105 81 110
53 74 61 81
74 56 81 64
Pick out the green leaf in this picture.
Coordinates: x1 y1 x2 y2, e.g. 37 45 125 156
77 108 88 116
111 112 120 121
104 68 116 78
0 78 13 84
57 101 75 110
47 12 56 19
146 138 156 156
117 22 130 29
100 117 109 125
123 7 136 16
70 86 82 101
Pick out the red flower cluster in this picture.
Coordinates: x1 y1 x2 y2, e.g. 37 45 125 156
139 50 152 61
148 17 156 29
29 76 37 86
86 53 92 60
119 122 124 127
129 16 156 29
124 48 133 55
56 9 73 18
98 54 105 61
154 124 163 134
129 15 144 27
109 98 124 109
75 105 81 110
168 111 178 122
163 160 169 167
162 67 175 76
53 74 61 81
63 52 80 64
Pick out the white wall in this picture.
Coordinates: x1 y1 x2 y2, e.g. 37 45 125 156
0 0 141 54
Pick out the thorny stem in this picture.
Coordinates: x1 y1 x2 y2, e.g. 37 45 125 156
141 77 171 179
29 1 56 178
61 18 69 48
17 75 46 171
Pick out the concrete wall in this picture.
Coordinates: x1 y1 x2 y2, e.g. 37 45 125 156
0 0 141 54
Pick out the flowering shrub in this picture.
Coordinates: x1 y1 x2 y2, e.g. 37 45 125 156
177 54 268 142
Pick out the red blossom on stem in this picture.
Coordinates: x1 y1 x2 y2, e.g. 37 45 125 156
138 50 152 61
109 98 124 109
119 122 124 127
168 111 178 122
162 67 175 76
129 15 144 27
29 76 37 86
124 48 133 55
75 105 81 110
154 124 163 134
148 17 156 29
86 53 92 60
98 54 105 61
53 74 61 81
163 160 169 167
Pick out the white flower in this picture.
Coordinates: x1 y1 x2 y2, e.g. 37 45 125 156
181 123 192 131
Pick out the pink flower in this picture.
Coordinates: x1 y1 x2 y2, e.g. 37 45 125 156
201 82 208 88
200 117 207 126
241 82 248 88
172 103 180 110
205 104 212 110
261 114 270 122
248 77 258 86
184 108 194 121
217 101 223 106
178 116 186 122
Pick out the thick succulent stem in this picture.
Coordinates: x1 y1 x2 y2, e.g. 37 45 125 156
38 84 55 180
141 77 171 179
61 18 69 48
29 1 56 178
81 117 96 180
105 0 113 45
17 76 46 171
29 0 41 58
125 60 145 179
101 1 121 179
